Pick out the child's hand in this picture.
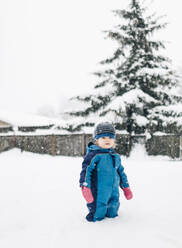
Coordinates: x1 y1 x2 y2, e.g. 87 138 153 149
123 187 133 200
81 187 94 203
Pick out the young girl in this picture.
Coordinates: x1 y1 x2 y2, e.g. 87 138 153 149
79 122 133 222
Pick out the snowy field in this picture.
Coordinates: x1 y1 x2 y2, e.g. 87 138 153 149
0 145 182 248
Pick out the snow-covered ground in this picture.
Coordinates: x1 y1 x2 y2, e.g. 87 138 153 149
0 145 181 248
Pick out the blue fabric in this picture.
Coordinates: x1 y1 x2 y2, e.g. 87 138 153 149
94 133 115 140
79 142 129 222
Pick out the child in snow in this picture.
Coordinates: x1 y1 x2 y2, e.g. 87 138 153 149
79 122 133 222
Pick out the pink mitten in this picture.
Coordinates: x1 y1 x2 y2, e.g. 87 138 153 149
81 187 94 203
123 187 133 200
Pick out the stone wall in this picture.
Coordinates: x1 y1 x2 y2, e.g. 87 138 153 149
0 134 181 158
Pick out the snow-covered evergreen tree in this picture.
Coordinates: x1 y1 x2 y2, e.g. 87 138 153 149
67 0 182 134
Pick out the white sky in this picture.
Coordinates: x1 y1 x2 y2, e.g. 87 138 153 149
0 0 182 115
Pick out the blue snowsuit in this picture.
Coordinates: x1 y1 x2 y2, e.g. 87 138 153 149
79 142 130 222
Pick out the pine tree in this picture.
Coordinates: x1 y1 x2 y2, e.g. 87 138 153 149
67 0 182 134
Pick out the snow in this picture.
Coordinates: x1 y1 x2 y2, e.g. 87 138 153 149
0 145 182 248
153 104 182 116
150 104 182 126
0 109 55 127
0 109 73 135
103 89 158 112
133 114 149 126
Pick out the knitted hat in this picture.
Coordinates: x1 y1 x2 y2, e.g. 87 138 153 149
93 122 116 140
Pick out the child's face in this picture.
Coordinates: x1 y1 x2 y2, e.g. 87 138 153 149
97 136 115 149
